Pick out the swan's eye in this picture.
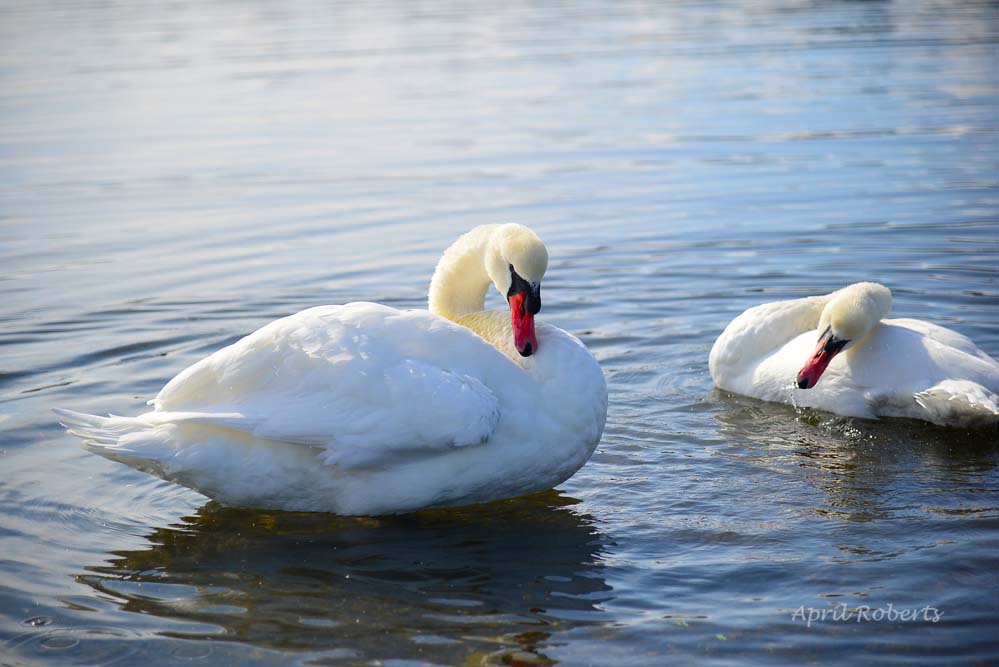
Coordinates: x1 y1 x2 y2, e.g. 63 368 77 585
507 266 541 314
823 332 849 355
814 326 847 356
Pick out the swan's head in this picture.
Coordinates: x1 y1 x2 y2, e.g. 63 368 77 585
485 224 548 357
796 282 892 389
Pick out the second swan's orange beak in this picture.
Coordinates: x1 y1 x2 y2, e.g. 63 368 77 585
796 327 848 389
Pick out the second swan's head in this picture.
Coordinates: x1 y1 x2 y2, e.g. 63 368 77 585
486 224 549 357
796 282 892 389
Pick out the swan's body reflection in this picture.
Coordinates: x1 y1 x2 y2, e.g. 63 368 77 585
80 491 611 665
711 390 999 525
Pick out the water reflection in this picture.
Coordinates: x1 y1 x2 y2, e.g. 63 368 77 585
711 390 999 525
78 491 610 665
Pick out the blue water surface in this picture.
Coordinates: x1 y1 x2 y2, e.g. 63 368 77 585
1 1 997 665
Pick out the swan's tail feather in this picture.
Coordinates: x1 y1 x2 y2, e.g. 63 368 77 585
55 406 262 459
53 407 161 459
54 408 188 482
913 381 999 428
54 408 132 445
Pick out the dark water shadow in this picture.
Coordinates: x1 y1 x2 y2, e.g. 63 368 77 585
75 491 611 666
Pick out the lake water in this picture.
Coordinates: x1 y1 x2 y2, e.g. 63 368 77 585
2 1 998 665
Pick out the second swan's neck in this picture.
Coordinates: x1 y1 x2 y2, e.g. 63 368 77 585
428 225 499 322
709 292 832 382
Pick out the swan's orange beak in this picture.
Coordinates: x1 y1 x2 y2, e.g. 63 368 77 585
508 292 538 357
508 285 540 357
796 328 848 389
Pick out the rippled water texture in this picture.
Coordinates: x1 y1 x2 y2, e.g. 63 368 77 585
2 1 998 665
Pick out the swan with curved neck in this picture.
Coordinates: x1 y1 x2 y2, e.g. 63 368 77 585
710 282 999 427
429 224 548 356
55 224 608 515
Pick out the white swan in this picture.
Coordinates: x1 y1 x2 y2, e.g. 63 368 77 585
709 282 999 427
56 224 608 515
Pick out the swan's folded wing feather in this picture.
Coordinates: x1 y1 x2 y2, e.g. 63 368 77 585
888 318 996 363
151 304 502 469
246 358 501 468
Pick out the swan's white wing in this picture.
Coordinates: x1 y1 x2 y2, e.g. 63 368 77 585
886 318 996 363
152 303 502 469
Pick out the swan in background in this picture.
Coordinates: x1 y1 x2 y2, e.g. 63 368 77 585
709 282 999 427
56 224 608 515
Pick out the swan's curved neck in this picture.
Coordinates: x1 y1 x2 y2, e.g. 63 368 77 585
428 225 499 322
710 292 833 381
